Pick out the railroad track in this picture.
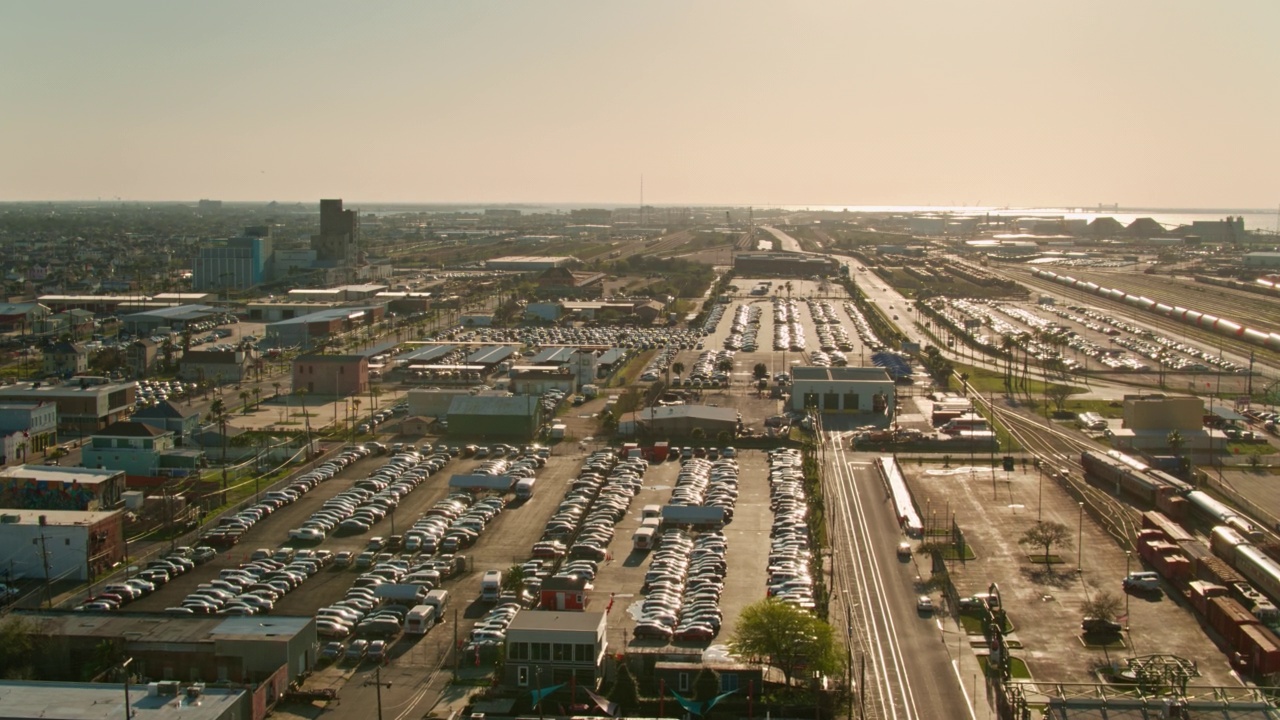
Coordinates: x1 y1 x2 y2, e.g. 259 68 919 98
971 390 1142 551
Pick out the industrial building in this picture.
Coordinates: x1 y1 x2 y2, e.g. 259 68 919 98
191 227 273 292
1244 252 1280 269
0 507 125 581
790 367 895 413
407 387 509 419
313 198 359 265
262 305 386 351
618 405 739 439
503 610 607 688
1111 394 1215 453
733 252 840 278
446 395 542 440
121 305 223 335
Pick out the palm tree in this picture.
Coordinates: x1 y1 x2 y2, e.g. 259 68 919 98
1167 429 1185 476
239 389 251 415
672 361 685 381
297 388 313 458
272 381 281 399
252 387 261 410
209 398 229 484
1000 334 1016 390
370 385 382 412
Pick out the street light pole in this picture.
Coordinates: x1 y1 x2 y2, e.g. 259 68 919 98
121 657 133 720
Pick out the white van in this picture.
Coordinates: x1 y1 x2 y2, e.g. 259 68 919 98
405 604 437 635
1122 571 1160 593
424 589 450 613
633 527 657 551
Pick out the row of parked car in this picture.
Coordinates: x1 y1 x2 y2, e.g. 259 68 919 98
564 454 647 563
202 446 376 547
843 301 886 353
767 449 816 609
75 546 217 611
322 449 454 537
634 529 728 642
773 298 807 352
169 548 333 616
723 304 761 352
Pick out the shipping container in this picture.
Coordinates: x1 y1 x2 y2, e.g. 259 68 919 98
1208 596 1259 652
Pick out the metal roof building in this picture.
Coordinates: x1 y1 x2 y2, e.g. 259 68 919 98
0 681 249 720
790 366 894 414
465 345 517 366
446 394 542 440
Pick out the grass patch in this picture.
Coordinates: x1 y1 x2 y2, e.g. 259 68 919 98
959 614 1014 635
1227 442 1277 456
978 656 1031 680
937 545 977 561
1026 554 1065 565
1081 634 1126 650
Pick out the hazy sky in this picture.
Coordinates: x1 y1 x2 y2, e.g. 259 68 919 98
2 1 1277 208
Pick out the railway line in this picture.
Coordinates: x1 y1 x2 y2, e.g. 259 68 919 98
969 387 1143 551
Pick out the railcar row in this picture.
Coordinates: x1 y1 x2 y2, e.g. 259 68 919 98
1080 450 1264 541
1138 511 1280 677
1195 274 1280 301
1033 268 1280 351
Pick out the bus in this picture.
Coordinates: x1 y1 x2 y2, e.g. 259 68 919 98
405 605 437 635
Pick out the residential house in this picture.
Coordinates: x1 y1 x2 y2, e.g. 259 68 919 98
81 420 203 485
128 338 160 378
131 400 201 446
43 341 88 377
180 350 251 385
0 402 58 463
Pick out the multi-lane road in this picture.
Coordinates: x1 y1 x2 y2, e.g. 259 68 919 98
825 426 981 720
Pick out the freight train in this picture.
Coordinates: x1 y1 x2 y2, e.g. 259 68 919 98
1081 450 1263 539
1032 268 1280 351
1080 450 1193 505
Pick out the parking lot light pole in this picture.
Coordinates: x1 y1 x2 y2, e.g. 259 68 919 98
1077 502 1085 570
1125 551 1131 630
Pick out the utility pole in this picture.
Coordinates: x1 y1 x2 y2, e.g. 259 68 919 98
121 657 133 720
38 522 52 609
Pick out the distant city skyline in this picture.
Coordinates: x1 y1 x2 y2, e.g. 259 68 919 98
2 1 1277 207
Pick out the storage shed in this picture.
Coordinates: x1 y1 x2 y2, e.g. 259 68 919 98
445 394 542 440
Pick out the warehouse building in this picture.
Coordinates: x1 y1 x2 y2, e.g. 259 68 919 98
790 367 895 414
733 252 840 278
0 465 126 511
486 256 575 271
618 405 739 439
0 681 250 720
17 612 316 710
121 305 223 335
1243 252 1280 270
446 395 542 440
262 305 385 351
0 507 125 581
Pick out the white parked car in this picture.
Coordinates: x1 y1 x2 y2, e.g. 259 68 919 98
290 527 325 542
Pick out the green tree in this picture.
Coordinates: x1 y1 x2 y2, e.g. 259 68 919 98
239 389 251 415
753 362 768 380
693 666 721 701
1082 591 1123 622
1018 520 1073 563
606 663 640 712
209 397 229 470
690 427 706 443
502 563 526 593
729 598 844 689
0 615 35 679
671 361 685 379
1045 380 1072 414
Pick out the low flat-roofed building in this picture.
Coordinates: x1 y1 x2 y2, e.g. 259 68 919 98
733 251 840 278
0 507 125 580
0 464 126 510
486 256 574 271
790 366 894 414
618 405 739 439
1123 394 1203 431
245 300 340 323
263 305 385 351
509 366 577 395
179 351 251 385
503 610 606 688
0 680 250 720
0 379 135 434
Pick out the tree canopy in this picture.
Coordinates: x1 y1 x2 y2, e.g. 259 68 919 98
1018 520 1073 562
729 598 844 687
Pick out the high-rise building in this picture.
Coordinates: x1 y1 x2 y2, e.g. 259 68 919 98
312 198 359 264
191 227 273 292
